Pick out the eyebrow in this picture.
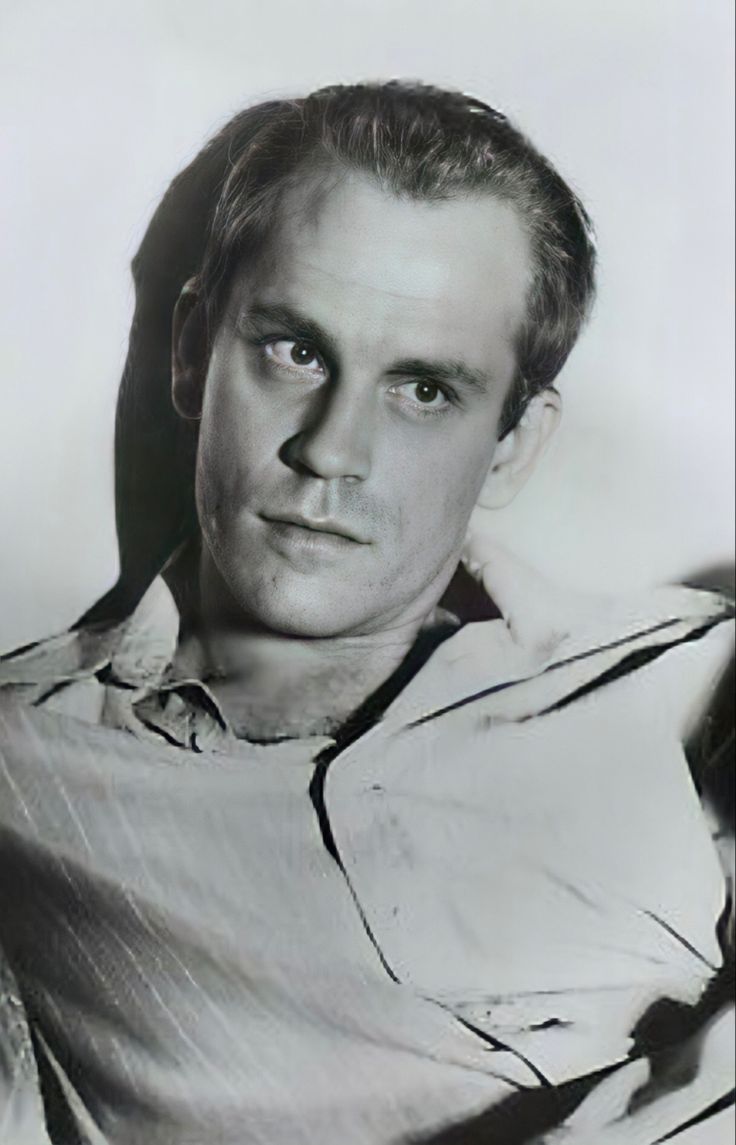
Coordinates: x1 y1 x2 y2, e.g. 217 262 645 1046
240 303 492 395
239 303 339 364
385 358 490 396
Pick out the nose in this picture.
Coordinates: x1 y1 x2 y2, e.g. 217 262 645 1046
282 380 373 482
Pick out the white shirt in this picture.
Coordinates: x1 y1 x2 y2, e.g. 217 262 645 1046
0 563 732 1144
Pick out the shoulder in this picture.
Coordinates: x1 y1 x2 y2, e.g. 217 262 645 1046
458 536 733 730
424 573 733 732
0 576 179 720
0 625 119 710
544 583 734 739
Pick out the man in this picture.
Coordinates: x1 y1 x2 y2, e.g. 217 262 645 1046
0 82 733 1144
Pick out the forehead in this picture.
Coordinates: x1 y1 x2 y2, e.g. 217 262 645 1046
236 172 532 382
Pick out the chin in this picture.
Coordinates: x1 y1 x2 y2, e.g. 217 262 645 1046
231 575 371 639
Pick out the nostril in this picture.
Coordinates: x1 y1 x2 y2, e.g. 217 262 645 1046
278 435 319 477
277 381 373 482
280 429 370 483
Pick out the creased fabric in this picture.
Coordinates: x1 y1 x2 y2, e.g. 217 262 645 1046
0 571 733 1144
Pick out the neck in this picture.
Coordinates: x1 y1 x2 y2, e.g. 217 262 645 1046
169 542 446 742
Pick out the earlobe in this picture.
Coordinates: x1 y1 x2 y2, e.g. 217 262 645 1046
171 280 208 421
477 388 562 509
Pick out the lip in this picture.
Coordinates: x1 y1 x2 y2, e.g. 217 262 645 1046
261 513 369 545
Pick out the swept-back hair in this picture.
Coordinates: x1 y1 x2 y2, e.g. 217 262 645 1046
80 81 596 626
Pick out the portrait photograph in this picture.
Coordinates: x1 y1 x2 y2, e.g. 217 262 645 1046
0 2 733 1143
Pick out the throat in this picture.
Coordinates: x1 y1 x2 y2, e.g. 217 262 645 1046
174 627 420 742
168 539 459 743
210 652 372 741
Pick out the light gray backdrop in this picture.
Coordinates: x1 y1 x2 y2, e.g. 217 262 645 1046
1 0 733 650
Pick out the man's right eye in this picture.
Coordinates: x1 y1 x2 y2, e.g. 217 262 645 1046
262 339 326 377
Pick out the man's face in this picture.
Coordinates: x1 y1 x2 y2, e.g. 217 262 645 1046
192 173 532 637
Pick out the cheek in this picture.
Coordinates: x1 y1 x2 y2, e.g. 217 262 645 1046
391 436 495 566
195 411 243 528
196 362 279 509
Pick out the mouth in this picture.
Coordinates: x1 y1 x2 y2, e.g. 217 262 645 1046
261 513 369 545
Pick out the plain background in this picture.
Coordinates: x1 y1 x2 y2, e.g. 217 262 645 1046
0 0 733 651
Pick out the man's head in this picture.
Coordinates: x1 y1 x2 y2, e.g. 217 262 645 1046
81 82 595 633
184 83 596 437
169 82 596 639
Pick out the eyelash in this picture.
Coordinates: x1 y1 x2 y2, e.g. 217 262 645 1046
391 385 456 419
251 336 325 377
249 336 459 419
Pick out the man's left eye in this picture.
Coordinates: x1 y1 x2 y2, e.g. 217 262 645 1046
393 380 451 410
264 340 325 375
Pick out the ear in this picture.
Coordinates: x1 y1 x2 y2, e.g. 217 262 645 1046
477 387 561 509
171 279 208 420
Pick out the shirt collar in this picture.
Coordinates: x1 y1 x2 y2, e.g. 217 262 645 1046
98 558 733 750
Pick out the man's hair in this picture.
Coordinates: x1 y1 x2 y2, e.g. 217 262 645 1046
81 81 596 626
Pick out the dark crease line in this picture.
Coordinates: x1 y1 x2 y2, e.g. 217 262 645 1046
301 623 457 987
309 750 342 863
541 867 603 913
454 1015 553 1088
162 682 228 731
94 664 137 689
480 986 637 999
531 623 720 720
641 908 718 973
32 680 75 706
716 890 733 959
406 616 719 728
1 637 44 661
309 748 400 984
30 1027 86 1145
138 718 186 750
653 1088 735 1142
530 617 684 669
528 1018 572 1031
342 878 401 984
